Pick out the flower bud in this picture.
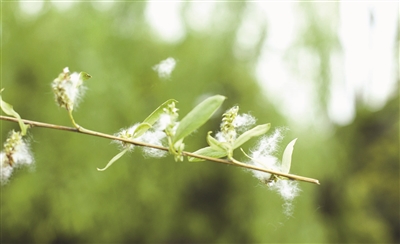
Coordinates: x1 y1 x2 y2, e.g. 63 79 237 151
52 67 89 111
220 106 239 144
1 130 34 185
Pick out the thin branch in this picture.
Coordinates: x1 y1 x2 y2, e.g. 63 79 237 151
0 115 320 185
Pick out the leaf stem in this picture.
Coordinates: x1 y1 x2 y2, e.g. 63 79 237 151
0 115 320 185
68 109 81 130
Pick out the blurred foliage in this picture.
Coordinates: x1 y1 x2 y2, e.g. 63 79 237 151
317 95 399 243
293 3 341 117
1 1 398 243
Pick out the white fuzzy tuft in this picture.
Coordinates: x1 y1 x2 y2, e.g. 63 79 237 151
0 137 35 185
0 152 13 185
233 113 256 132
113 124 140 151
153 57 176 79
140 130 168 158
153 113 172 131
248 128 285 181
269 180 301 216
52 68 87 110
270 180 300 201
11 140 34 168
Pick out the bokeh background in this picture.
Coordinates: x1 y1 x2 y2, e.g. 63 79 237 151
1 1 399 243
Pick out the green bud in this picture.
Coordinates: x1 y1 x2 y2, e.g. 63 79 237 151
79 72 92 81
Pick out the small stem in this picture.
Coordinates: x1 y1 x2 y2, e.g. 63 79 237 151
68 109 83 131
0 115 320 185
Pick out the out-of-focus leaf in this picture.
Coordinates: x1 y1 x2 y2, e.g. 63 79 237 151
233 123 271 149
131 99 178 139
133 123 152 138
206 131 228 152
143 99 177 125
281 138 297 174
79 72 92 81
189 146 228 162
0 89 29 135
173 95 225 143
97 149 129 171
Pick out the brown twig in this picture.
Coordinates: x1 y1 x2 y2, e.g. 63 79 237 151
0 115 320 185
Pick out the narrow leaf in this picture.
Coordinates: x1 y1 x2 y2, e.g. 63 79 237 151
281 138 297 174
143 99 178 126
97 149 128 171
233 123 270 149
133 123 152 138
189 146 228 162
0 91 29 135
173 95 225 143
206 131 228 152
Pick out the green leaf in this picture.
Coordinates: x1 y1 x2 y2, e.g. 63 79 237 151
130 99 178 138
0 90 29 135
143 99 178 126
97 149 129 171
233 123 271 149
281 138 297 174
173 95 225 143
132 123 152 138
189 146 228 162
206 131 228 152
79 72 92 81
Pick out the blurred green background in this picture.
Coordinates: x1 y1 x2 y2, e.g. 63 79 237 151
1 1 399 243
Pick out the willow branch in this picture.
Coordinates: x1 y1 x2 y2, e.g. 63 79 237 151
0 115 320 185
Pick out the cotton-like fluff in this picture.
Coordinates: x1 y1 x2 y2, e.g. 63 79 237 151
269 180 301 216
113 124 141 151
1 152 14 185
153 57 176 79
215 106 256 144
233 113 256 133
0 131 34 185
113 115 172 158
51 67 90 111
248 128 285 180
140 130 168 158
247 128 301 216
